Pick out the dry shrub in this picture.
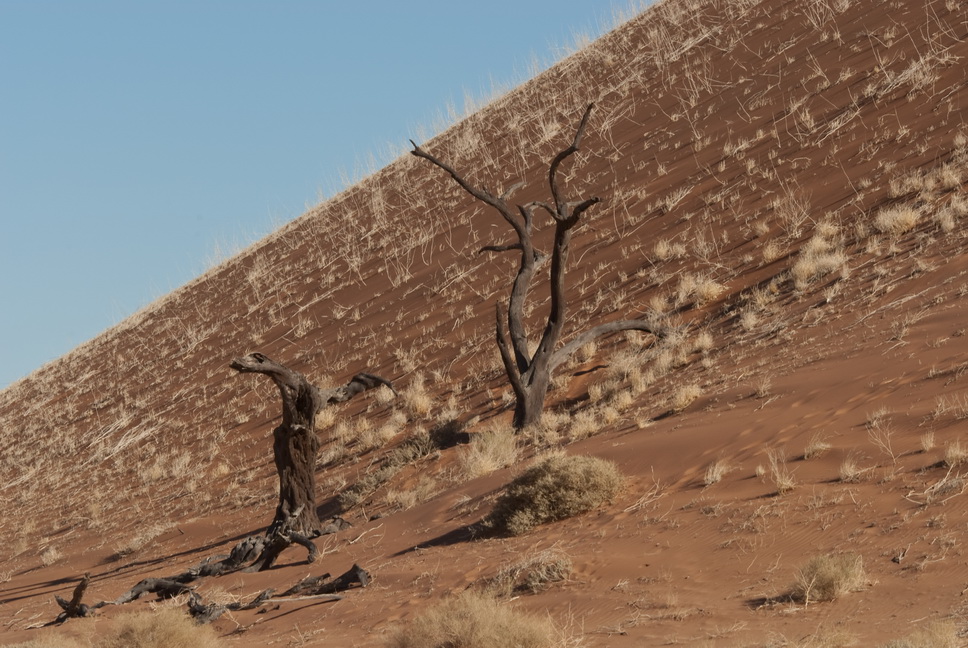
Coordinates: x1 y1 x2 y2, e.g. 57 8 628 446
790 552 866 603
4 608 223 648
402 375 433 419
839 456 869 483
803 433 831 459
874 205 920 236
458 424 519 479
96 608 224 648
943 440 968 467
483 549 573 597
703 458 731 486
3 635 87 648
767 449 796 493
485 454 623 536
770 627 858 647
791 231 846 289
670 383 701 412
387 591 554 648
881 620 959 648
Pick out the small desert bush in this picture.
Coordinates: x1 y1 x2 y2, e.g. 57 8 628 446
483 549 573 597
874 205 921 236
485 454 623 536
3 635 87 648
4 608 224 648
402 375 433 419
790 552 866 603
803 433 831 459
839 456 869 483
670 383 702 412
881 620 959 648
767 449 796 493
703 457 732 486
387 591 554 648
943 440 968 467
458 424 519 480
97 608 224 648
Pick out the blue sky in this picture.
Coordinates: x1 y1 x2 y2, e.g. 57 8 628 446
0 1 640 388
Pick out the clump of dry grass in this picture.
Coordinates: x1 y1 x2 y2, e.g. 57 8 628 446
767 449 796 494
703 457 732 486
402 375 434 419
790 552 866 604
97 608 224 648
337 429 439 511
3 635 88 648
387 591 554 648
803 433 831 459
881 620 960 648
111 521 175 560
384 475 439 511
874 204 921 236
458 423 520 480
791 221 847 290
5 608 225 648
839 455 870 483
670 383 702 412
39 546 62 567
675 272 725 306
767 627 858 647
485 454 623 536
482 548 573 597
943 441 968 468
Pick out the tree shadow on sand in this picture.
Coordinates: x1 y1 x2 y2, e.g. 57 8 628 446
392 521 488 557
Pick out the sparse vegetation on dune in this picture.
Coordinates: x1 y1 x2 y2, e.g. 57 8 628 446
790 552 867 604
485 454 623 536
3 608 223 648
387 591 555 648
2 0 968 643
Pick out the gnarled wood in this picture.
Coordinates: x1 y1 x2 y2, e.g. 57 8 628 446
413 104 668 428
230 353 394 534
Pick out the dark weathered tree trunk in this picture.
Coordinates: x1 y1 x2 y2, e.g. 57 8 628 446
412 104 667 428
230 353 393 534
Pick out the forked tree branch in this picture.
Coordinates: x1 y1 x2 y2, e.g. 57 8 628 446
413 103 661 428
549 103 596 221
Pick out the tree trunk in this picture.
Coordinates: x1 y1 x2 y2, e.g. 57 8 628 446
231 353 394 535
514 372 552 429
412 104 668 429
271 423 321 534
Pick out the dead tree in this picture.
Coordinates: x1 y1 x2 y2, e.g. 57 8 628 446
231 353 394 535
412 104 666 428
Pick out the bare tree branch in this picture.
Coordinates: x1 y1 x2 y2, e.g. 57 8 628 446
413 103 662 427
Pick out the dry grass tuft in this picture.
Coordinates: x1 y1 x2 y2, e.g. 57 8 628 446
2 635 88 648
485 454 623 536
790 552 866 604
703 457 732 486
482 548 573 597
458 424 520 480
791 225 847 289
839 456 870 483
670 383 702 412
803 433 832 459
874 205 921 236
881 620 960 648
943 441 968 468
96 608 224 648
767 449 796 494
387 591 555 648
6 608 225 648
